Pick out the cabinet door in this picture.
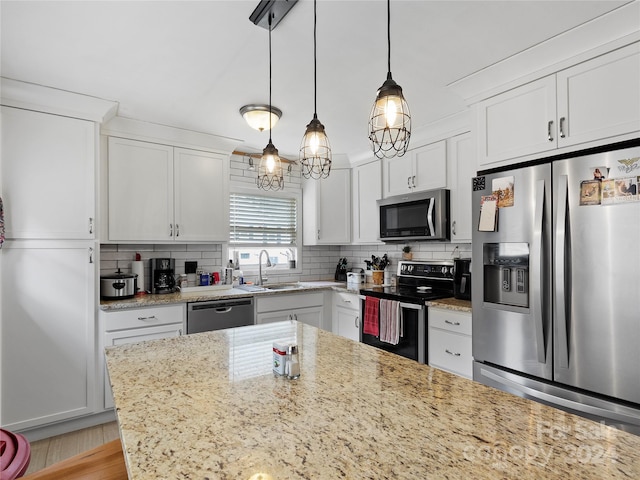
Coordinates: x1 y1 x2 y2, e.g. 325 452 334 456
1 242 96 430
477 76 557 166
448 133 474 243
292 306 324 330
256 311 293 325
174 148 229 242
108 137 174 241
352 160 381 244
382 154 413 197
557 43 640 148
103 323 183 409
319 169 351 244
412 140 447 192
335 307 360 341
1 106 95 239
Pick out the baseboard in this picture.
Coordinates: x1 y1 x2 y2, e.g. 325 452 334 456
19 410 117 442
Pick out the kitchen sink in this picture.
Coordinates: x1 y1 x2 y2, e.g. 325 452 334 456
264 283 305 291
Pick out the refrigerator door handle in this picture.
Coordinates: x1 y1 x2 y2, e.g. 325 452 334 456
555 174 570 368
531 179 546 363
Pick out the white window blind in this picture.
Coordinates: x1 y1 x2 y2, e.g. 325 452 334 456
229 193 297 245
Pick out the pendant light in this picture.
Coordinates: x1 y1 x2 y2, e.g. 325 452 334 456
368 0 411 159
299 0 331 179
257 13 284 191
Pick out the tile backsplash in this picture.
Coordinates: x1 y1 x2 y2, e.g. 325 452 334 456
100 242 471 291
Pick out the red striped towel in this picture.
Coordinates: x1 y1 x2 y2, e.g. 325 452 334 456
379 299 402 345
363 296 380 336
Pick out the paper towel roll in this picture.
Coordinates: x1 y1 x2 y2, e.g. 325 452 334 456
131 260 145 293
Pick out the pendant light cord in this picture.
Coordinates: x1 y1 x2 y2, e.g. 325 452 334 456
313 0 317 115
387 0 391 75
269 13 273 143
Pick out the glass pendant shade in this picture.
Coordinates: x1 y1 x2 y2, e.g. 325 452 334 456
257 141 284 190
369 75 411 159
300 114 331 179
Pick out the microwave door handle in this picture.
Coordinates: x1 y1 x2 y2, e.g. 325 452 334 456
426 198 435 236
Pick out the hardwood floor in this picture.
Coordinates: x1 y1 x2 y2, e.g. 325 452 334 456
24 422 121 476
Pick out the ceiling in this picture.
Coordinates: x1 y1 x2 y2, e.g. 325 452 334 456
0 1 633 159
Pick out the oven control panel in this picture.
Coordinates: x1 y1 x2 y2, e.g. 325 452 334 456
397 261 454 280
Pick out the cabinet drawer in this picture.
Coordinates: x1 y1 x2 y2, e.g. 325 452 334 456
334 291 359 312
101 304 185 332
257 292 324 313
428 308 472 336
428 329 472 379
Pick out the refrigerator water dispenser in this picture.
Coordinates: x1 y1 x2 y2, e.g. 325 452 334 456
483 243 529 308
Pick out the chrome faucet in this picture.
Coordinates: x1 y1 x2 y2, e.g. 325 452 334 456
258 250 272 285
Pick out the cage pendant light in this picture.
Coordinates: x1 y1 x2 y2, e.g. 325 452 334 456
368 0 411 159
300 0 331 179
257 13 285 191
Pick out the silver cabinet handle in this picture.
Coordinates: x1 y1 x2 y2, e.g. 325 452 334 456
169 224 173 237
407 176 411 188
355 316 360 328
294 314 298 321
559 117 566 138
451 220 456 236
178 329 183 336
176 224 180 237
445 349 461 357
547 120 554 142
444 320 460 326
137 316 157 321
89 217 94 234
412 175 416 188
317 229 320 240
88 247 94 264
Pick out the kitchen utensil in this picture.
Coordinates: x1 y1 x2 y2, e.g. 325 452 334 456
100 268 137 299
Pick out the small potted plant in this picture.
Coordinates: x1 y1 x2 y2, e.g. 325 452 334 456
365 254 390 285
402 245 413 260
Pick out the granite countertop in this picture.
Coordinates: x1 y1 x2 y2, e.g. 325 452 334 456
105 322 639 479
100 281 355 310
427 297 472 312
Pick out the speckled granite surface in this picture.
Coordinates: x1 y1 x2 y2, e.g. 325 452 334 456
105 322 639 479
100 281 353 310
427 297 472 312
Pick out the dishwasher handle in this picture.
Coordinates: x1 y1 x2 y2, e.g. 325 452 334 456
188 298 253 311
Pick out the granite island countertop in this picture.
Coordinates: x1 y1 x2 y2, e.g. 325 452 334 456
105 322 639 479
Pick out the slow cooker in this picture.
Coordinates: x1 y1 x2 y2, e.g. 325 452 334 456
100 269 138 299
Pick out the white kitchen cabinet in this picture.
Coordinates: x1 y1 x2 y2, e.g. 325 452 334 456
351 159 382 244
107 137 229 242
332 291 360 341
382 140 447 197
1 106 96 240
477 43 640 167
256 292 325 330
99 304 185 409
447 133 475 243
0 241 96 431
303 168 351 245
428 307 472 379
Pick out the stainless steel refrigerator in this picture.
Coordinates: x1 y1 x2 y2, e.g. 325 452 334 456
472 143 640 435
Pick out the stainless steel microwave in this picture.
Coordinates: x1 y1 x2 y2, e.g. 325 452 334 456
378 189 450 242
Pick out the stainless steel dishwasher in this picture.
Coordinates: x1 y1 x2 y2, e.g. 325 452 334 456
186 297 254 334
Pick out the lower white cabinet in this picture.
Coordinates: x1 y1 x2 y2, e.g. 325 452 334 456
428 307 473 379
256 293 325 330
0 241 96 431
332 291 360 341
99 304 185 410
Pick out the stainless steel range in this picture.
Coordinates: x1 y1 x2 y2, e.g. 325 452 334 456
359 260 454 363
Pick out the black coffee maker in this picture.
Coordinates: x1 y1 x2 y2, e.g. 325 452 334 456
453 258 472 300
150 258 176 294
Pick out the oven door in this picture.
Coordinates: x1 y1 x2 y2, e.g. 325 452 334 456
359 296 426 363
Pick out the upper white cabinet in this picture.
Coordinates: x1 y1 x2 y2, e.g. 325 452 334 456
1 106 96 239
107 137 229 242
447 133 475 243
477 43 640 167
351 159 382 244
382 140 447 198
303 168 351 245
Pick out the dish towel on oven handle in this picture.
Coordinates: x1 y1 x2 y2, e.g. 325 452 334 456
379 299 402 345
363 296 380 336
